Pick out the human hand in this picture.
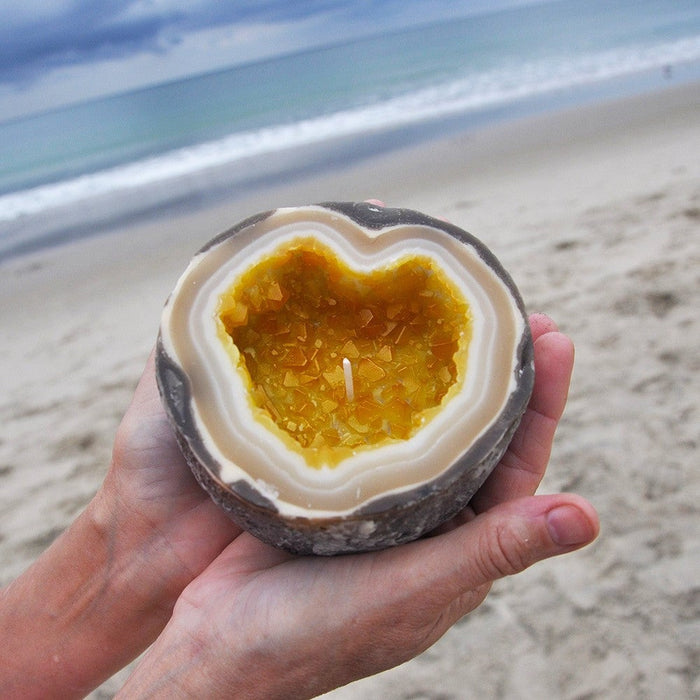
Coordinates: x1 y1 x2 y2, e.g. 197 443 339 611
94 350 243 608
117 314 599 699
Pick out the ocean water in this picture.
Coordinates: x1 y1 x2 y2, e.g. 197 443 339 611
1 0 699 258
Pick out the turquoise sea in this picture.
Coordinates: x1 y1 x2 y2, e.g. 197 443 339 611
1 0 699 258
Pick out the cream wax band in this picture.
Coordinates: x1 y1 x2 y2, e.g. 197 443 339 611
156 202 534 555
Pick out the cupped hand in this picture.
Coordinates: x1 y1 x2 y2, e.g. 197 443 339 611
117 314 599 699
97 350 242 603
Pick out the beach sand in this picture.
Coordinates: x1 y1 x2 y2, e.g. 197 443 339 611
0 82 698 698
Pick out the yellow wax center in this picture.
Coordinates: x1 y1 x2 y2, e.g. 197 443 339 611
217 239 471 467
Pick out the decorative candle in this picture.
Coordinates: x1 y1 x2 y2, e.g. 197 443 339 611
156 202 534 555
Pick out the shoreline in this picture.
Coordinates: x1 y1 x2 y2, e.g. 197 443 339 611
1 74 698 262
1 79 698 698
1 79 697 284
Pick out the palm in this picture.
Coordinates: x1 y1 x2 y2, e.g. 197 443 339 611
183 524 489 648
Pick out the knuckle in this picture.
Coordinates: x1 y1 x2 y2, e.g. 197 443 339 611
477 520 534 580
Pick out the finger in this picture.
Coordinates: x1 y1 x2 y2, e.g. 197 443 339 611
112 349 198 486
402 494 599 618
116 349 171 448
427 505 477 537
529 312 559 341
114 350 174 458
470 329 574 513
528 329 575 420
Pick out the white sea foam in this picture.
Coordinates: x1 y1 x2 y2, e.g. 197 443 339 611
0 36 698 226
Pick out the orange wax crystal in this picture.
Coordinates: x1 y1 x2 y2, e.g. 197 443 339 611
218 239 471 466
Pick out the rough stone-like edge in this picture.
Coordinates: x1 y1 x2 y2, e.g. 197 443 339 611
155 202 534 555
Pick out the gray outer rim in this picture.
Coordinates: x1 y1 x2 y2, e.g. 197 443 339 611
155 202 534 555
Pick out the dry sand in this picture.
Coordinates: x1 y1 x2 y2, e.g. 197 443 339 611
0 82 698 698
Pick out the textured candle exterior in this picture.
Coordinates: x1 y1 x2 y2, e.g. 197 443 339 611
156 203 534 554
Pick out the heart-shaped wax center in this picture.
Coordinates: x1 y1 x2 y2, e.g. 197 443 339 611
217 238 472 466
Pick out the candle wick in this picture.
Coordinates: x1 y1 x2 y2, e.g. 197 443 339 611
342 357 355 402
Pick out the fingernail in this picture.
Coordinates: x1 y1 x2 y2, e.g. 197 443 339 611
546 505 595 546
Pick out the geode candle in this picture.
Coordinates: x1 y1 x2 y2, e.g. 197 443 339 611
156 202 534 554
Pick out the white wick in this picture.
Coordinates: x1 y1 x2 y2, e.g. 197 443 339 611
342 357 355 402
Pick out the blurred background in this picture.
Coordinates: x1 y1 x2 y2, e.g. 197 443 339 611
1 0 699 258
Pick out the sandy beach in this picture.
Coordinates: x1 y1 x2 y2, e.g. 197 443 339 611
0 81 698 698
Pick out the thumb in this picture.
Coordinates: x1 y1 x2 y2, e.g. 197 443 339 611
412 494 599 602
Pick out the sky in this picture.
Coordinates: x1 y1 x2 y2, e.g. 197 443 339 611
0 0 556 122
